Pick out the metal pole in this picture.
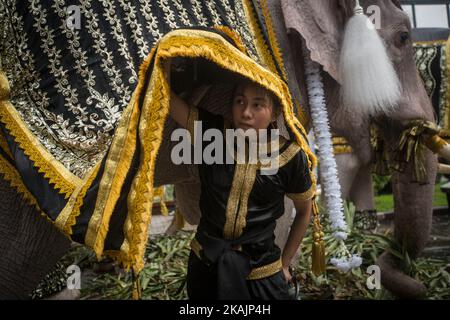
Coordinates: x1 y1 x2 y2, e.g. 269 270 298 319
447 3 450 27
412 4 417 28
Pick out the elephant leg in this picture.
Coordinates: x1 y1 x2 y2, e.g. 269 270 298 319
377 251 426 299
0 176 70 299
335 153 361 201
349 163 375 211
377 150 437 299
349 162 378 232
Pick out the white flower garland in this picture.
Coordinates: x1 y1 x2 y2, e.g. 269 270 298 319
303 47 362 272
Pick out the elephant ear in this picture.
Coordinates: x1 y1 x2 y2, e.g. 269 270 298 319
281 0 353 83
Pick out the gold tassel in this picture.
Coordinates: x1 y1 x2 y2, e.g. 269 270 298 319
131 268 142 300
311 199 326 276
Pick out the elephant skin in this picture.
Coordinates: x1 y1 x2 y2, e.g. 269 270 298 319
0 175 70 299
280 0 437 298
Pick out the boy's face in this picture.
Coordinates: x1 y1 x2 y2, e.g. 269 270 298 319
231 83 276 132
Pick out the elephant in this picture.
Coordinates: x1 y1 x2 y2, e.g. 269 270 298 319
276 0 448 299
0 0 443 300
330 27 450 228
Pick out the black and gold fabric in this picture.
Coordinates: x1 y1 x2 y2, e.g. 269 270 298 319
0 0 316 273
186 107 314 299
413 38 449 127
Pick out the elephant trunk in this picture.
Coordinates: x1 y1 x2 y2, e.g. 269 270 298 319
377 145 437 299
377 251 427 299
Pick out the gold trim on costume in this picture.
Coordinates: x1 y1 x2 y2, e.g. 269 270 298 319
278 142 301 167
55 161 102 235
225 140 309 238
287 184 316 202
233 164 258 238
259 140 301 172
103 29 315 272
121 54 171 271
247 259 282 280
190 237 282 280
213 25 248 54
223 163 248 239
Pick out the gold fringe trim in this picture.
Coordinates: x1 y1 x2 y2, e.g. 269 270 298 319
86 48 156 262
101 29 316 272
260 0 288 82
295 99 309 133
55 161 102 235
121 53 170 271
0 129 13 159
0 152 47 220
0 100 81 198
213 25 248 54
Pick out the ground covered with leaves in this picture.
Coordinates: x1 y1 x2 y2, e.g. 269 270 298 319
33 204 450 300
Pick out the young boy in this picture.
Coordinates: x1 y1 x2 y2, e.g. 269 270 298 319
166 61 314 300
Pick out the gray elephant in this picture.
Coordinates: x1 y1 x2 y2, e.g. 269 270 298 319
276 0 448 299
0 0 443 300
331 27 450 231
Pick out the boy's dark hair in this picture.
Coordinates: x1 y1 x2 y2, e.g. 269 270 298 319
232 79 281 116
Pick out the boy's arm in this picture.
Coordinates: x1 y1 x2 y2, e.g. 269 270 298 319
281 198 312 282
163 59 190 129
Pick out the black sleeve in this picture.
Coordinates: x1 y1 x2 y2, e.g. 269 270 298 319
283 148 315 201
187 107 224 139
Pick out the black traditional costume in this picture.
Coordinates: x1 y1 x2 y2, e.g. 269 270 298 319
185 107 315 300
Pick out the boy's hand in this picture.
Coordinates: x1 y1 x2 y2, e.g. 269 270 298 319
282 266 292 284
